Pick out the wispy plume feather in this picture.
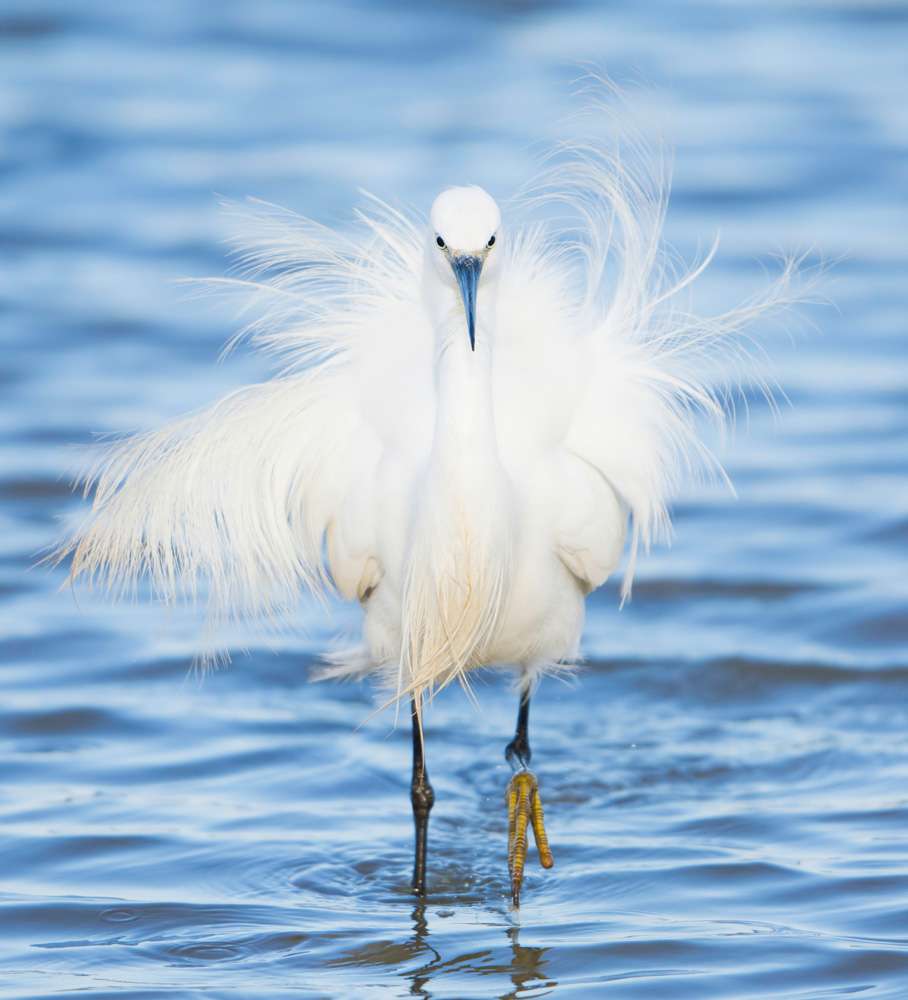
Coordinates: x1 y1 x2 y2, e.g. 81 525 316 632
53 74 822 686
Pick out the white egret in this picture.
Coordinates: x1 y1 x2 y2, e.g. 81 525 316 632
58 101 803 905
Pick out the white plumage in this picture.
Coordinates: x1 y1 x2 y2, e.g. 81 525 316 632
58 90 807 900
62 118 797 699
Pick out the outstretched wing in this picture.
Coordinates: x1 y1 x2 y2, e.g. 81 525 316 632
499 85 806 601
57 196 431 647
63 368 377 624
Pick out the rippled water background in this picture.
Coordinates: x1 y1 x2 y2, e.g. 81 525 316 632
2 1 907 997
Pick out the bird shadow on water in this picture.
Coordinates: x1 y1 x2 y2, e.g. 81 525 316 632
325 900 556 999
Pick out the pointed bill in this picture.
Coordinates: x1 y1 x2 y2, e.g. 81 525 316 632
451 253 483 350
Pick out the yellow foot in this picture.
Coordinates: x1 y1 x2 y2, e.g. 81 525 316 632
505 769 554 906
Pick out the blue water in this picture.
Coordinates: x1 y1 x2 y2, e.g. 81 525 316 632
2 1 908 997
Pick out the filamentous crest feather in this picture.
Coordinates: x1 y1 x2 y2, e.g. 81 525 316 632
57 85 808 704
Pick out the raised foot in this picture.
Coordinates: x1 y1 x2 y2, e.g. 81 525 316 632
505 769 553 906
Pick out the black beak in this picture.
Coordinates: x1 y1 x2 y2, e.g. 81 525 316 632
451 254 483 350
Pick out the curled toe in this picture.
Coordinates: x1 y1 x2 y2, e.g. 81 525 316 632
505 769 553 905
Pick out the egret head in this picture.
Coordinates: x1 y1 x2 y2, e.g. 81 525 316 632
428 186 501 350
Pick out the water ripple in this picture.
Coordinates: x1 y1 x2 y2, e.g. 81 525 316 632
3 0 907 997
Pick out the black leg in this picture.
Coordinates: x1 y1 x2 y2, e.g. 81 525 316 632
410 696 435 894
505 688 531 770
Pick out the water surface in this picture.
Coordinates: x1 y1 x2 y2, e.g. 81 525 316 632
2 1 907 997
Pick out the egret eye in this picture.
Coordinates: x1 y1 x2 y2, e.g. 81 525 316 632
487 235 496 248
436 236 446 249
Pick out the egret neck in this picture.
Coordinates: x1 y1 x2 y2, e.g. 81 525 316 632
426 254 502 503
402 249 513 698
